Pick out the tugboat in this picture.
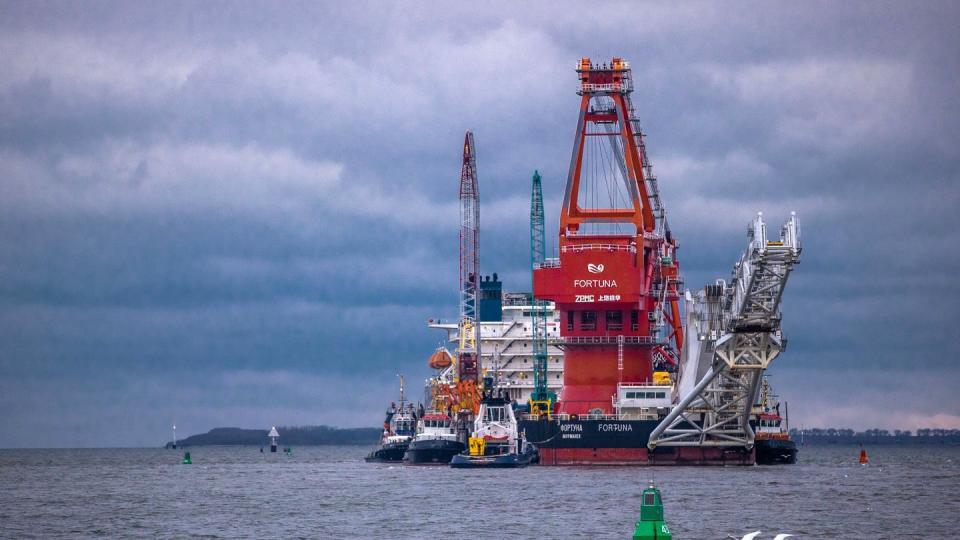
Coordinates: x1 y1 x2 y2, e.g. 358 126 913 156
403 411 464 465
754 378 798 465
365 375 418 463
450 389 536 468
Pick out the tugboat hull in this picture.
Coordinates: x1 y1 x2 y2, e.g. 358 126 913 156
450 451 535 469
364 440 409 463
755 438 798 464
403 439 465 465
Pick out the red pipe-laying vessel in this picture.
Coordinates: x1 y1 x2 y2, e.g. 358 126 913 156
518 57 802 465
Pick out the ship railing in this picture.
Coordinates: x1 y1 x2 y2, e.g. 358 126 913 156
578 81 633 94
520 413 622 422
501 293 534 306
617 381 673 389
560 244 637 254
559 335 658 346
519 412 662 422
535 258 561 269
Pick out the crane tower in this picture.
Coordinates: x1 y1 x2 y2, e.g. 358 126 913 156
455 131 481 411
529 170 556 413
533 57 683 415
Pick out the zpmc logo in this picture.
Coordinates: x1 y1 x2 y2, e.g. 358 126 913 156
587 263 605 274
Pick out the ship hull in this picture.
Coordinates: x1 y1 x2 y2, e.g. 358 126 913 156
364 440 409 463
403 438 465 465
449 451 535 469
755 438 797 465
520 417 755 466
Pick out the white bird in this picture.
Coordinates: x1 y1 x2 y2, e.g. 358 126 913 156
741 532 762 540
773 535 794 540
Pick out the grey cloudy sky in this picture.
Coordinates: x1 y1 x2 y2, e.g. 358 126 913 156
1 1 957 447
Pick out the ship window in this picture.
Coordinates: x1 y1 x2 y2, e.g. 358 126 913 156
581 311 597 331
631 310 639 331
485 407 504 422
626 392 637 399
567 311 574 331
605 310 623 331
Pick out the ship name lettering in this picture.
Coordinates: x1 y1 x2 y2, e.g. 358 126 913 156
573 279 619 288
598 423 633 432
560 423 583 432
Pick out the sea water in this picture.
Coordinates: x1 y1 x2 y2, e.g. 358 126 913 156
0 444 957 538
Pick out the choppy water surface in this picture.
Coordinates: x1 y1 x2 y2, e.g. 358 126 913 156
0 444 957 538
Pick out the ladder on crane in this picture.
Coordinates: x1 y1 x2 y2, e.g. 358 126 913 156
648 212 801 449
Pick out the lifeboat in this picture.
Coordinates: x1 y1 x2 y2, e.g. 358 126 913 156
428 347 453 369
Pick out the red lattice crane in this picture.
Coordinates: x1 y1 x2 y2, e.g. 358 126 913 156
534 58 683 414
455 131 481 413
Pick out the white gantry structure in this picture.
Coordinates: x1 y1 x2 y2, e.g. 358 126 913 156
649 212 801 449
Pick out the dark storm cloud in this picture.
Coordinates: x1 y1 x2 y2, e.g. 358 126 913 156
0 1 958 446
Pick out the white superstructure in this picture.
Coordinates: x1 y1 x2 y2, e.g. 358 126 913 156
429 293 564 404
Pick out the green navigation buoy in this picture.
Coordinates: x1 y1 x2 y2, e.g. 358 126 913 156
632 484 671 539
182 451 192 465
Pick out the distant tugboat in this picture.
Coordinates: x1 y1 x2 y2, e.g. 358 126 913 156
403 411 464 465
754 378 798 465
365 375 417 463
450 389 535 468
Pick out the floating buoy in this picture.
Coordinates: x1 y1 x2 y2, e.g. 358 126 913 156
182 451 192 465
859 446 869 465
632 484 671 539
269 426 280 453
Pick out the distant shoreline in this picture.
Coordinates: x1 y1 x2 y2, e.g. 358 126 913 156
162 425 960 448
166 425 380 448
790 428 960 445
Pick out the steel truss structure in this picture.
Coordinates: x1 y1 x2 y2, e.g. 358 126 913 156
457 131 480 385
649 213 801 449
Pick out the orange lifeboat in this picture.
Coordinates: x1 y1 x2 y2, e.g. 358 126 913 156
428 347 453 370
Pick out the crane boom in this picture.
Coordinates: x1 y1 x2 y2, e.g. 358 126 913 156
529 171 555 412
454 131 481 414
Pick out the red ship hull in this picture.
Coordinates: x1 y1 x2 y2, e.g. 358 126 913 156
537 447 755 466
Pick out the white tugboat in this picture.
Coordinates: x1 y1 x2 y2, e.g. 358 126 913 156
450 388 536 468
